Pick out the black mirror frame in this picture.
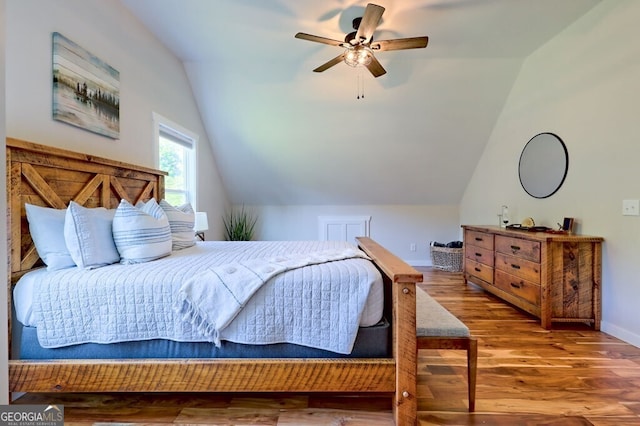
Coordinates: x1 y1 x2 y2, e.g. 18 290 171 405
518 132 569 199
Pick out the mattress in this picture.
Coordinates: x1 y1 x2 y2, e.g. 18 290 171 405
14 240 384 355
13 319 390 359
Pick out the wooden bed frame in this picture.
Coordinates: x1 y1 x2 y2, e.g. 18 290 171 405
6 137 423 425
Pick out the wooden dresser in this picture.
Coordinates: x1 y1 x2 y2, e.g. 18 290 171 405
462 225 603 330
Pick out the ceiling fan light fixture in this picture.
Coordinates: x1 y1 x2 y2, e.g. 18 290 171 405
295 3 428 78
344 45 373 68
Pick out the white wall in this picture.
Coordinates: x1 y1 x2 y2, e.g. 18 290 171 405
460 0 640 347
5 0 229 238
250 204 461 266
0 0 9 405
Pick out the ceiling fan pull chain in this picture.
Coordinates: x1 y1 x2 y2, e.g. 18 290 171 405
356 70 365 100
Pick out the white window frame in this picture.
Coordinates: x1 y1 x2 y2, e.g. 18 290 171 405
152 112 199 208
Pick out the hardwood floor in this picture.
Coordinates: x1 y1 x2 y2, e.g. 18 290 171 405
13 267 640 425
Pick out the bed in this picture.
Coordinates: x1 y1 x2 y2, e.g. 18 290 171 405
6 137 423 425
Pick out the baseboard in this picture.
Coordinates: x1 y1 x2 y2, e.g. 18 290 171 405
601 321 640 349
405 259 431 267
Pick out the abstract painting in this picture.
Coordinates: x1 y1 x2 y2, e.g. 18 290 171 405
52 32 120 139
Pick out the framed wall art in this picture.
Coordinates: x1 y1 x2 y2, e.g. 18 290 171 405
52 32 120 139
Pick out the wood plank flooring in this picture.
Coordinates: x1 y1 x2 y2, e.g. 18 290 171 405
13 268 640 425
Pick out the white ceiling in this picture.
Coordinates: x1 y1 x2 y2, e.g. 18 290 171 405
120 0 600 205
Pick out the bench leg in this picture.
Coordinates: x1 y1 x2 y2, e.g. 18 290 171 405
467 337 477 412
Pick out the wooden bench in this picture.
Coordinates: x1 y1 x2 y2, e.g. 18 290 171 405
416 287 477 411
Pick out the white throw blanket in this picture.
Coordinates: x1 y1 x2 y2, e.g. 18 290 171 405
175 248 369 346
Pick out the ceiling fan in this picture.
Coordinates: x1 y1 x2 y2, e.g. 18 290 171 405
295 3 429 78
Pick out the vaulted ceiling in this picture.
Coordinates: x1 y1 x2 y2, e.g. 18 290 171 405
121 0 600 205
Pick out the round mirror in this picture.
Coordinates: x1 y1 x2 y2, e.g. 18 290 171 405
519 132 568 198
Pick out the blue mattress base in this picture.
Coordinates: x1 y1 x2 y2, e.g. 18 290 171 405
13 319 390 359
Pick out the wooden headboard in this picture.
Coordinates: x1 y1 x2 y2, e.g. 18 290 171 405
6 137 167 283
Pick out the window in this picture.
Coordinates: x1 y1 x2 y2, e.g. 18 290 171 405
153 112 198 207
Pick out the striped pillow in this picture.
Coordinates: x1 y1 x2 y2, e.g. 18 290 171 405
112 198 172 264
159 200 196 250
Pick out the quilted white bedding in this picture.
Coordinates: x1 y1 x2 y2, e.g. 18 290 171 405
14 241 383 354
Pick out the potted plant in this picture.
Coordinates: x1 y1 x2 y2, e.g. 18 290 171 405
223 205 257 241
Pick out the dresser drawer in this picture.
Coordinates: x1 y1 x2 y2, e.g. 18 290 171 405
495 252 541 283
494 269 541 306
465 245 494 267
495 235 540 263
465 230 494 251
465 258 493 284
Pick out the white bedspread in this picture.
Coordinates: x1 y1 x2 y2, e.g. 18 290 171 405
22 241 383 354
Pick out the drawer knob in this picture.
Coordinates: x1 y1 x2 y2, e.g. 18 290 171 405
511 264 521 270
510 282 522 289
475 252 482 257
475 237 483 241
510 245 521 253
474 267 481 272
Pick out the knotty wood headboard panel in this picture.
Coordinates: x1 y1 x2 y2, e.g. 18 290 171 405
6 137 167 282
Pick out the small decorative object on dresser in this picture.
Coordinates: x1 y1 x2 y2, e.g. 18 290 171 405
500 205 510 227
561 217 574 233
521 217 535 227
462 225 603 330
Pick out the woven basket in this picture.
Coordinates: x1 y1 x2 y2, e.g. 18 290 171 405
430 246 463 272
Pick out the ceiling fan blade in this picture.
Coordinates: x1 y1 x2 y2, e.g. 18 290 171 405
313 53 346 73
295 32 345 47
371 37 429 51
355 4 385 44
365 55 386 78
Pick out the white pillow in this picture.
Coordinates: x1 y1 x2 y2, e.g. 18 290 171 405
159 200 196 250
25 204 76 271
64 201 120 269
112 198 172 264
